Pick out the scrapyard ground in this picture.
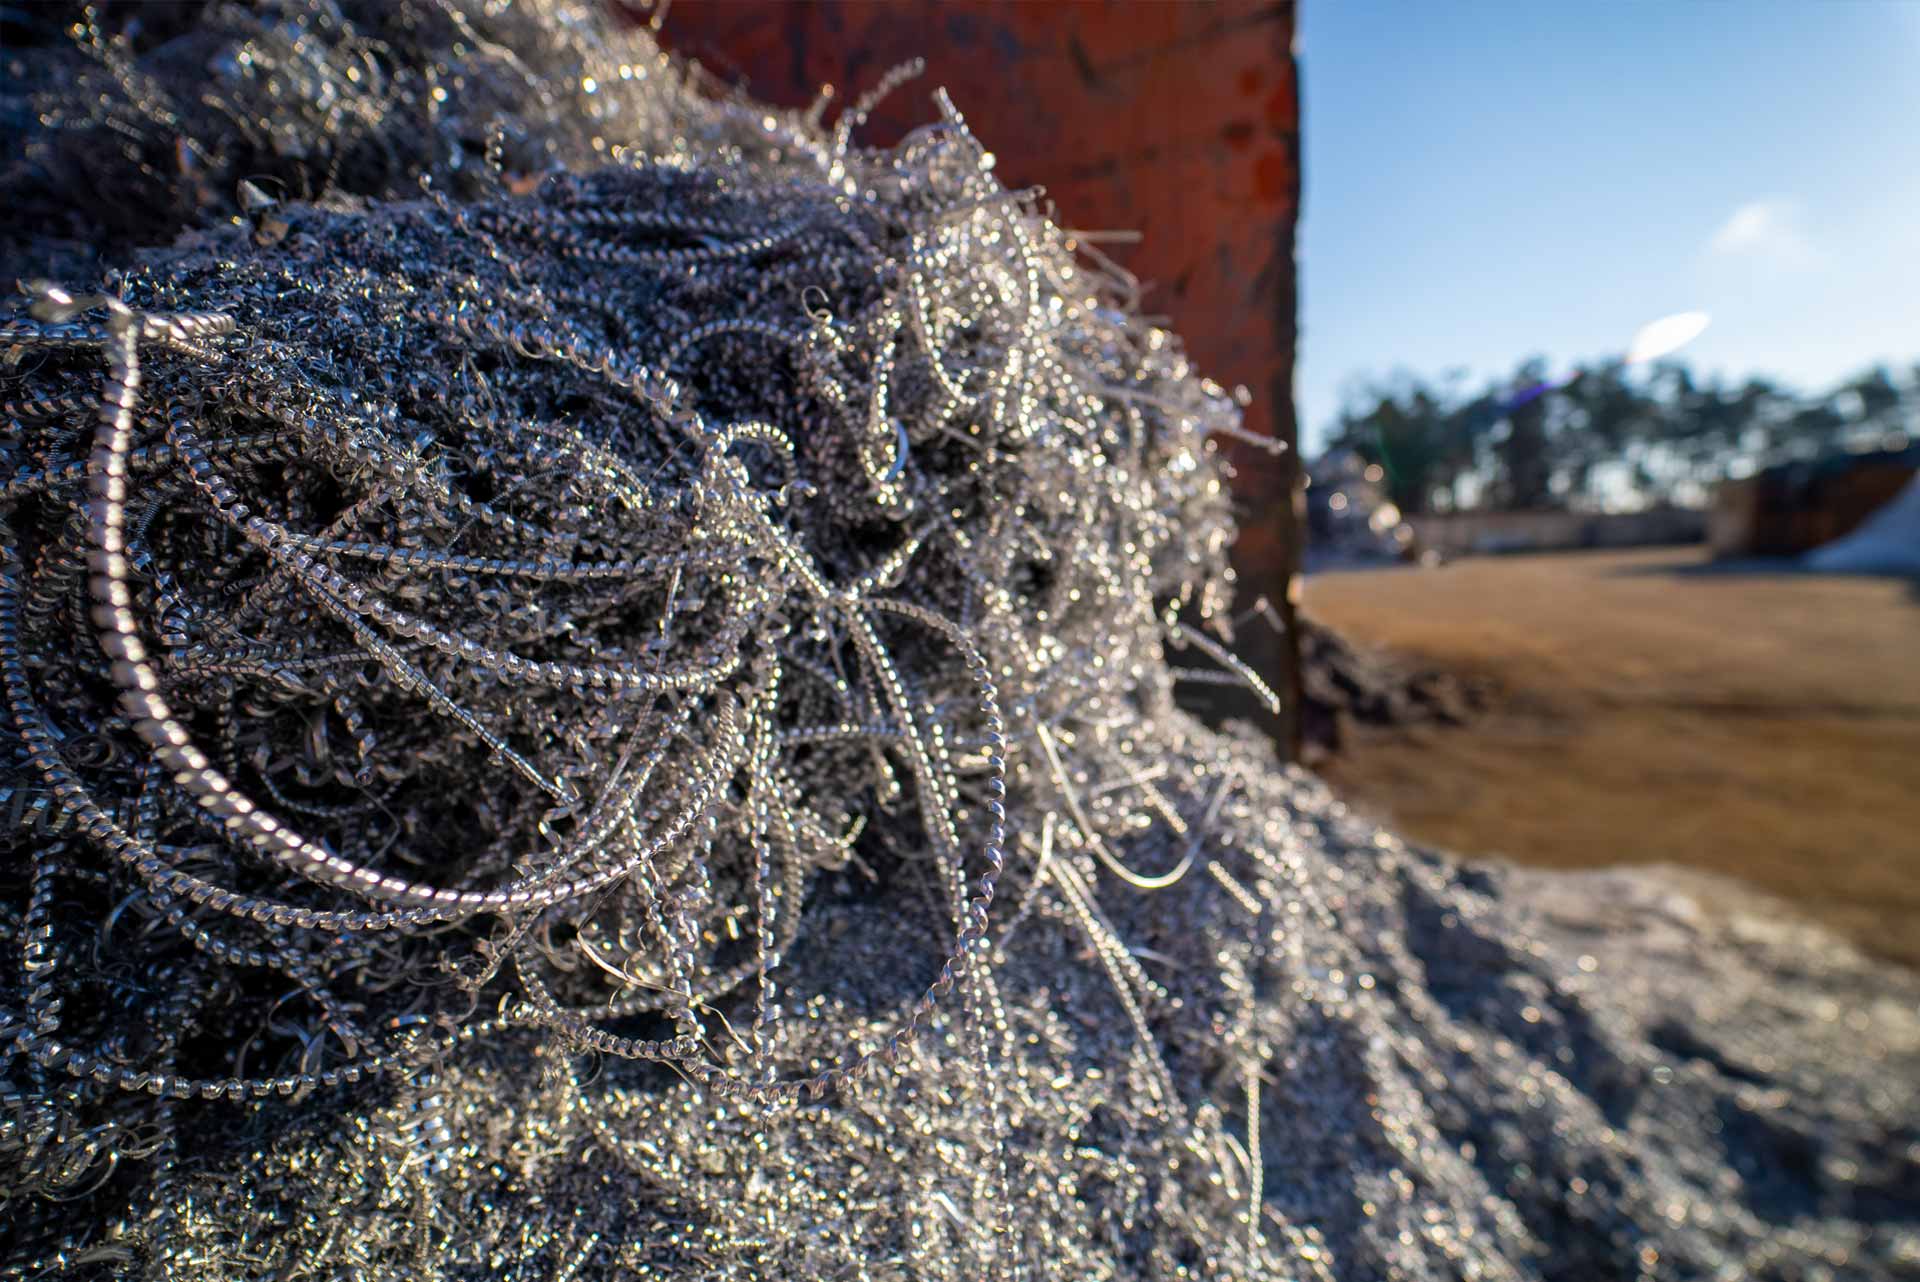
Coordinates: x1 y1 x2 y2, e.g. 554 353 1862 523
1305 546 1920 968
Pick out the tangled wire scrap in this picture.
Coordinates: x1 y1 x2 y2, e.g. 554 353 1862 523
4 4 1917 1281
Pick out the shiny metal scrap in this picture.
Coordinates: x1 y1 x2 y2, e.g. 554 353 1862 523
1 4 1915 1279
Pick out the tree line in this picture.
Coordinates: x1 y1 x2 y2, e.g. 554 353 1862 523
1323 360 1918 515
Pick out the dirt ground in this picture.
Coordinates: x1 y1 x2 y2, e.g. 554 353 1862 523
1304 546 1920 968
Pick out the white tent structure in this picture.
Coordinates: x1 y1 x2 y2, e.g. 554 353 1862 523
1804 473 1920 573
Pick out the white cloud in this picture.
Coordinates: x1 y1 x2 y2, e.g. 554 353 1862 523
1706 199 1814 264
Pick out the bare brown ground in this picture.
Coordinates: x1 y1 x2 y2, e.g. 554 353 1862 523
1305 546 1920 967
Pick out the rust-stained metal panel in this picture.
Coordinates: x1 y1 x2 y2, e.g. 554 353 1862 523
659 1 1304 751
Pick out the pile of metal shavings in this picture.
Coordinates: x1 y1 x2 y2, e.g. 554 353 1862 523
2 3 1917 1280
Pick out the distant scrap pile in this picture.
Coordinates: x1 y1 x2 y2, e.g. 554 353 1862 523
1710 445 1919 564
1806 472 1920 573
1296 619 1489 764
3 4 1917 1280
1304 448 1415 570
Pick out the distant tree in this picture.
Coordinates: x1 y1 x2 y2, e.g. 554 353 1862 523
1741 381 1785 450
1444 390 1502 506
1559 361 1653 500
1785 402 1847 454
1667 371 1766 489
1492 358 1554 509
1327 379 1460 514
1320 357 1916 514
1843 366 1901 431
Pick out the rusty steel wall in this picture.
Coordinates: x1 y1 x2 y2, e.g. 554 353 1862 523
657 1 1305 752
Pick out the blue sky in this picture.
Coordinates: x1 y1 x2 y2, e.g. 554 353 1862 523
1297 1 1920 451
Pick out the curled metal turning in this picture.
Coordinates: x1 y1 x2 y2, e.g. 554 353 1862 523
2 5 1913 1282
